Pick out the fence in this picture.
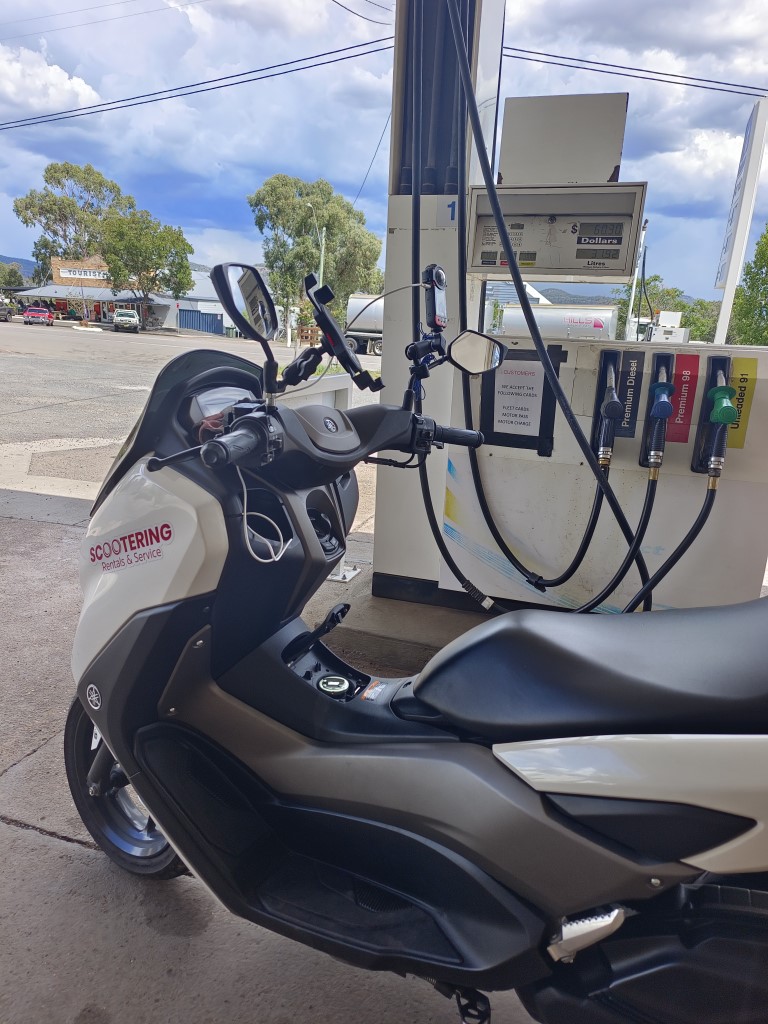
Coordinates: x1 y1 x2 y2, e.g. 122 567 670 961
178 308 224 335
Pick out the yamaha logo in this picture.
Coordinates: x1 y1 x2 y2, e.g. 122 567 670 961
323 417 338 433
86 685 102 710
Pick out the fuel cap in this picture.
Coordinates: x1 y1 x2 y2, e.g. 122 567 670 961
317 675 352 698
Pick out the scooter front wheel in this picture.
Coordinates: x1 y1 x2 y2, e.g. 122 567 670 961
64 697 186 878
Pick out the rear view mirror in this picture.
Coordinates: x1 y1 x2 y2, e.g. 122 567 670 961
210 263 278 357
447 331 506 375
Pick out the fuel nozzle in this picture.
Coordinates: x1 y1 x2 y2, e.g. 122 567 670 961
706 373 735 487
709 370 738 425
597 361 622 467
646 365 676 476
706 419 729 485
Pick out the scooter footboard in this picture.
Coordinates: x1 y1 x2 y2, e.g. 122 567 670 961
132 722 550 992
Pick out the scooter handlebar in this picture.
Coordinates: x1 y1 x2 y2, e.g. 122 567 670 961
200 427 261 467
432 424 484 448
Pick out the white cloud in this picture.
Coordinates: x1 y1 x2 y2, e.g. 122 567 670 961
0 0 765 298
186 226 263 268
0 44 99 115
181 0 330 36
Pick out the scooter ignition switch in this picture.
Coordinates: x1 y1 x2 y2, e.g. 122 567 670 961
317 675 353 699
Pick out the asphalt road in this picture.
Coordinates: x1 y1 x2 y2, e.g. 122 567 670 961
0 321 535 1024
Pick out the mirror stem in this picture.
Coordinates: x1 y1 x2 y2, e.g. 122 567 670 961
263 358 280 408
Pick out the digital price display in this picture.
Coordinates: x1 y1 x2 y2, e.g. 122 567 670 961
467 184 647 282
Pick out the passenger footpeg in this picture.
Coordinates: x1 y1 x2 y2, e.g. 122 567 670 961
282 603 350 663
454 988 491 1023
431 982 491 1024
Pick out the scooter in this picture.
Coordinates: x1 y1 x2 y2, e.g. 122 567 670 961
66 263 768 1024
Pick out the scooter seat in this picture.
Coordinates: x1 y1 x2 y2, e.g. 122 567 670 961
412 598 768 741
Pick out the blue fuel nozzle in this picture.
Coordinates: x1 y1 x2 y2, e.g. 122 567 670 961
649 380 675 420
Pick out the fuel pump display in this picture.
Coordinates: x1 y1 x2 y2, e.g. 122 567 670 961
467 184 647 282
472 214 633 273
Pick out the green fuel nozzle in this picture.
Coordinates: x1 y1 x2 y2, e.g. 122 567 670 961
708 370 738 425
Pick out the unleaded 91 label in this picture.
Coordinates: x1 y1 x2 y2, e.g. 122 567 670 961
729 357 758 449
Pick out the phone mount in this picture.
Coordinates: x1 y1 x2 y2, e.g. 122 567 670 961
304 274 384 393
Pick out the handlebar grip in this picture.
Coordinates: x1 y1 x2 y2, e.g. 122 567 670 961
433 424 484 448
200 427 261 467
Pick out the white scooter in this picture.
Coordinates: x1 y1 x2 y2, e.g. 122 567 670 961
66 263 768 1024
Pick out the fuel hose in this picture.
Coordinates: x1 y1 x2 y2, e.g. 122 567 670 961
574 477 658 613
622 423 727 613
446 0 651 605
461 373 609 593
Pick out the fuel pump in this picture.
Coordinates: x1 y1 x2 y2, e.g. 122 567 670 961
374 0 768 616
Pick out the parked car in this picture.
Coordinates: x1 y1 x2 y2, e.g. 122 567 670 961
0 301 15 322
23 306 54 326
112 309 141 333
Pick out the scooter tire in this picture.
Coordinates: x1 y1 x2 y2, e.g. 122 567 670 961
64 697 186 879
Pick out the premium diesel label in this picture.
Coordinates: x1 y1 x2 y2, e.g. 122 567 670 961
616 351 645 437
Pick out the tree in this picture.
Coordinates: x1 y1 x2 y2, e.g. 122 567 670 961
0 262 24 288
681 298 720 343
612 275 686 338
31 238 56 286
14 161 136 278
100 209 193 301
730 223 768 345
611 275 720 342
247 175 382 317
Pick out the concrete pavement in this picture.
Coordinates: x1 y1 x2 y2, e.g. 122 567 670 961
0 492 530 1024
0 325 531 1024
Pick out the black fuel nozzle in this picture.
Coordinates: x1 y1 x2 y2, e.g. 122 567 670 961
645 365 676 474
706 420 729 483
597 361 622 467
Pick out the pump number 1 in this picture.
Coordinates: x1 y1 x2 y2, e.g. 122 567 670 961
437 201 457 227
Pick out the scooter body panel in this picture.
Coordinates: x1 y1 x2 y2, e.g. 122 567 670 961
495 734 768 872
72 459 227 681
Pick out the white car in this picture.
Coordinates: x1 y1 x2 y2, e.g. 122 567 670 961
112 310 141 334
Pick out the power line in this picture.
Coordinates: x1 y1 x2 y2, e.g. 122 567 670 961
359 0 393 9
0 0 151 29
504 46 768 96
0 45 394 131
352 110 391 206
0 38 393 129
328 0 391 26
0 0 216 45
502 49 764 98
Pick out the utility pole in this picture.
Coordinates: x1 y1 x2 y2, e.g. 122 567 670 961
624 218 648 341
318 225 326 287
306 202 326 285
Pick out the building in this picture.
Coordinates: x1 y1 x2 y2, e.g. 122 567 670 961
18 258 233 335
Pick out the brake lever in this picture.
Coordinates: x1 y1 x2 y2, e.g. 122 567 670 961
147 446 202 472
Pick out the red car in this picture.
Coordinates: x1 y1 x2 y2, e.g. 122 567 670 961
23 306 55 326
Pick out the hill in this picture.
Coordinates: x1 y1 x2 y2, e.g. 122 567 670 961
0 254 36 279
539 287 616 305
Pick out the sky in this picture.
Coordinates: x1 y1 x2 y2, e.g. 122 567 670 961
0 0 766 300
